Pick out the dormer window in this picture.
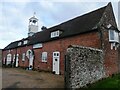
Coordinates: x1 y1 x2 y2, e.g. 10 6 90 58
24 40 28 45
18 42 22 46
109 30 119 43
51 30 60 38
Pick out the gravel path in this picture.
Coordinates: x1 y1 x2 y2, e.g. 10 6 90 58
2 68 64 89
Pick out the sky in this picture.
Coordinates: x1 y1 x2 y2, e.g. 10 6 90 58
0 0 119 49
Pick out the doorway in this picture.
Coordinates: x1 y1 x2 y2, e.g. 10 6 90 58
52 52 60 74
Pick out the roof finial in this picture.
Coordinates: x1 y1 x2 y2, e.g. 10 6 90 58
33 12 36 17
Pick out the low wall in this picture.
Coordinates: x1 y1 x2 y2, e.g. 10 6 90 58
65 45 105 88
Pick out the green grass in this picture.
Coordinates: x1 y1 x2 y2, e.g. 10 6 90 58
86 73 120 89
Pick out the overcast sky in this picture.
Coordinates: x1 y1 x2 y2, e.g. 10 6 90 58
0 0 119 49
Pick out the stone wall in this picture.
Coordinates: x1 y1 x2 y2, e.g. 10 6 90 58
65 45 105 88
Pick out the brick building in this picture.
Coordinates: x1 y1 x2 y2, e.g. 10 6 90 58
2 3 120 76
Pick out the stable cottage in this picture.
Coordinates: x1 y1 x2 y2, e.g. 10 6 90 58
2 3 120 75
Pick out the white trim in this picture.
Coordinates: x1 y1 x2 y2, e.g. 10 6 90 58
41 52 47 62
15 54 19 67
109 30 119 43
52 51 60 74
111 43 113 50
13 54 15 63
33 43 43 48
51 30 60 38
6 54 12 65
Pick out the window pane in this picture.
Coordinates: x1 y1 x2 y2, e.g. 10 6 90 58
57 53 59 56
109 30 114 40
114 31 119 42
51 31 60 38
42 52 47 62
22 53 25 61
56 31 59 36
54 53 56 56
54 32 56 36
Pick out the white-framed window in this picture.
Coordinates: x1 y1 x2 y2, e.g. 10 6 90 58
23 40 28 45
42 52 47 62
51 30 60 38
6 54 12 65
109 30 119 43
22 53 25 61
18 42 22 46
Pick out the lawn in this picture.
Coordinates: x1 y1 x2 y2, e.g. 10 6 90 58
86 73 120 89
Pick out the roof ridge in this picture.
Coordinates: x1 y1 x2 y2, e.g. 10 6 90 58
48 5 107 30
4 3 109 50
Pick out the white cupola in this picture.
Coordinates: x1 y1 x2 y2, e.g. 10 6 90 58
28 12 38 36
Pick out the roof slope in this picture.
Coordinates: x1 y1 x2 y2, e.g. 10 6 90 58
4 3 108 50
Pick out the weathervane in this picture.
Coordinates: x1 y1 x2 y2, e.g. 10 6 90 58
33 12 36 17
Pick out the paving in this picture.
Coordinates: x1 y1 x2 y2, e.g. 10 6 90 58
2 68 64 89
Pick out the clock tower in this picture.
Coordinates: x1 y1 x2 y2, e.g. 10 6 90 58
28 12 38 36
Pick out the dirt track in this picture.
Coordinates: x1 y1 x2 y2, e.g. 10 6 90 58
2 68 64 88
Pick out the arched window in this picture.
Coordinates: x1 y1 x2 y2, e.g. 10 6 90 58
6 54 12 65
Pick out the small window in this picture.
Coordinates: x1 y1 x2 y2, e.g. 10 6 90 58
109 30 114 41
51 30 60 38
109 30 119 43
53 52 59 57
18 42 22 46
42 52 47 62
23 40 28 45
57 53 59 56
54 53 56 56
54 32 56 36
22 53 25 61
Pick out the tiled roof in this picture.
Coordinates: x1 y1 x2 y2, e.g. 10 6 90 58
3 3 112 50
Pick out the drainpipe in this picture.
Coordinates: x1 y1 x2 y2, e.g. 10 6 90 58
14 48 17 67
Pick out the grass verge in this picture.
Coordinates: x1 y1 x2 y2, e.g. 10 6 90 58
86 73 120 90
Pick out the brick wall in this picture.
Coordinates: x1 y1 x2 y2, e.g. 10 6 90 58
98 3 119 76
33 31 101 74
17 46 32 68
65 45 105 88
2 31 103 74
2 46 32 68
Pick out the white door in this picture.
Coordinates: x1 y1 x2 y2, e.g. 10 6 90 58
15 54 19 67
26 49 34 69
53 52 60 74
6 54 12 65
